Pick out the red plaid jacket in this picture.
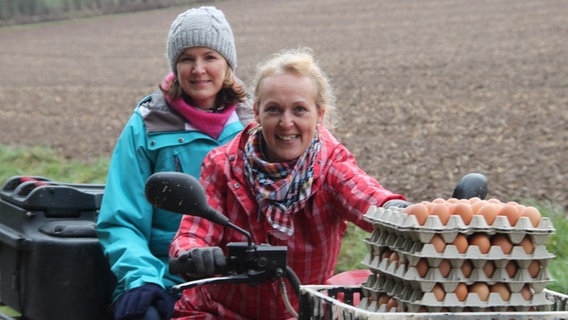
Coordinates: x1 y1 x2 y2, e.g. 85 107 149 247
170 124 404 319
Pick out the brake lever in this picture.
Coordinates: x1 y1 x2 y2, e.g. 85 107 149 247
171 273 252 294
171 267 286 294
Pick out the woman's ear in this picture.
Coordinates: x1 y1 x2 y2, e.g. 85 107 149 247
317 107 325 127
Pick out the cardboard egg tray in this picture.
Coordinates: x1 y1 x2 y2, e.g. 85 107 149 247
364 233 555 268
361 253 551 293
359 272 553 313
365 206 555 244
299 285 568 319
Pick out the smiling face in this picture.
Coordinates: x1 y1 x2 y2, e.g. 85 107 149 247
255 72 324 163
175 46 229 109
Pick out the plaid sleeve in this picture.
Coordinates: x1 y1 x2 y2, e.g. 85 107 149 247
325 144 405 231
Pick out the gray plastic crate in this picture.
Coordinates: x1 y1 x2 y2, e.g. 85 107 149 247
0 176 114 320
298 285 568 320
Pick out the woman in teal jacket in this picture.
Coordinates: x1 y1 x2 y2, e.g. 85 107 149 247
96 6 253 320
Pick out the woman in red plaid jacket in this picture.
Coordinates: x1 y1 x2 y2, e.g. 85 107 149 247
170 48 407 319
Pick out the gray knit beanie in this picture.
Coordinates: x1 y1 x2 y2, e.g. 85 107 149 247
167 6 236 73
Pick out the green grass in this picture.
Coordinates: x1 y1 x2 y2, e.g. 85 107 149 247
336 223 371 273
535 201 568 294
0 145 108 185
1 144 567 294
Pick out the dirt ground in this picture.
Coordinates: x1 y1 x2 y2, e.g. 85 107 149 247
0 0 566 210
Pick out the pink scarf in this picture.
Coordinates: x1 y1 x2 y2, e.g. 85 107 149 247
163 73 237 139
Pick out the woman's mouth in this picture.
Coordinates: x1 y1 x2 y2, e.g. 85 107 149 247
191 79 210 85
277 134 299 141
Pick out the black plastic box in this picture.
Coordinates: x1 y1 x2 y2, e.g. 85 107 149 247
0 176 115 320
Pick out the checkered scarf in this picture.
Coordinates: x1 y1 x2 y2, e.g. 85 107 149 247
244 127 321 239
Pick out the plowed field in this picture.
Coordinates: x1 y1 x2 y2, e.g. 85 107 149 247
1 0 566 209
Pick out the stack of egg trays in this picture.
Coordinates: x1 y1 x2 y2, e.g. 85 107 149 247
358 206 556 313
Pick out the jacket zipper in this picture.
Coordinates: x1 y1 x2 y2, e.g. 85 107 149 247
174 154 183 172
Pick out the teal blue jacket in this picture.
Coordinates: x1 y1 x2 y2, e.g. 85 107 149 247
96 91 252 301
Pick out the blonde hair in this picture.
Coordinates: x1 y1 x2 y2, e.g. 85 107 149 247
252 48 338 129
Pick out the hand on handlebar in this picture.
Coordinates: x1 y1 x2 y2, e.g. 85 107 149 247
174 247 226 277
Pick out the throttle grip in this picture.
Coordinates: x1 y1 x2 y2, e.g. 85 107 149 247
169 256 196 275
169 256 228 275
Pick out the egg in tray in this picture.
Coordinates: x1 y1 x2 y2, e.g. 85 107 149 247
358 197 556 313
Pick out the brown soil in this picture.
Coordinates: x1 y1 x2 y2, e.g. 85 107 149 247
0 0 566 210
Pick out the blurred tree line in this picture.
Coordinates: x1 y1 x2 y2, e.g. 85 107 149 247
0 0 200 26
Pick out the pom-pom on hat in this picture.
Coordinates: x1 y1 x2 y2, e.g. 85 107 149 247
167 6 236 73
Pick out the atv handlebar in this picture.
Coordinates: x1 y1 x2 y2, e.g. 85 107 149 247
168 242 300 297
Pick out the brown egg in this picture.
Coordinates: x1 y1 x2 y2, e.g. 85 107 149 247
483 261 496 278
378 293 390 306
469 233 491 254
451 202 474 225
521 206 542 227
389 251 400 266
417 306 429 313
470 282 490 301
404 203 430 226
468 197 482 204
447 198 459 203
386 297 398 311
432 198 446 204
416 258 429 278
498 204 522 226
491 283 511 301
505 261 518 278
430 234 446 253
431 203 451 225
491 234 513 254
461 259 473 278
519 236 535 254
520 285 533 300
381 248 393 261
454 283 468 301
438 259 451 278
423 201 435 214
477 203 499 225
471 199 488 214
453 234 469 254
432 284 446 301
488 198 502 204
528 260 541 278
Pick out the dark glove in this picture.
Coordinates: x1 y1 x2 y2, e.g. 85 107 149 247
113 283 174 320
186 247 226 276
383 199 412 209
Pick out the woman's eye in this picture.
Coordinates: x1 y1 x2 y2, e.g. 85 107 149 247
265 106 281 114
294 106 308 114
178 56 194 63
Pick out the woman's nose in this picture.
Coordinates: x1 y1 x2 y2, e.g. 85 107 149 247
192 60 205 74
279 112 293 127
